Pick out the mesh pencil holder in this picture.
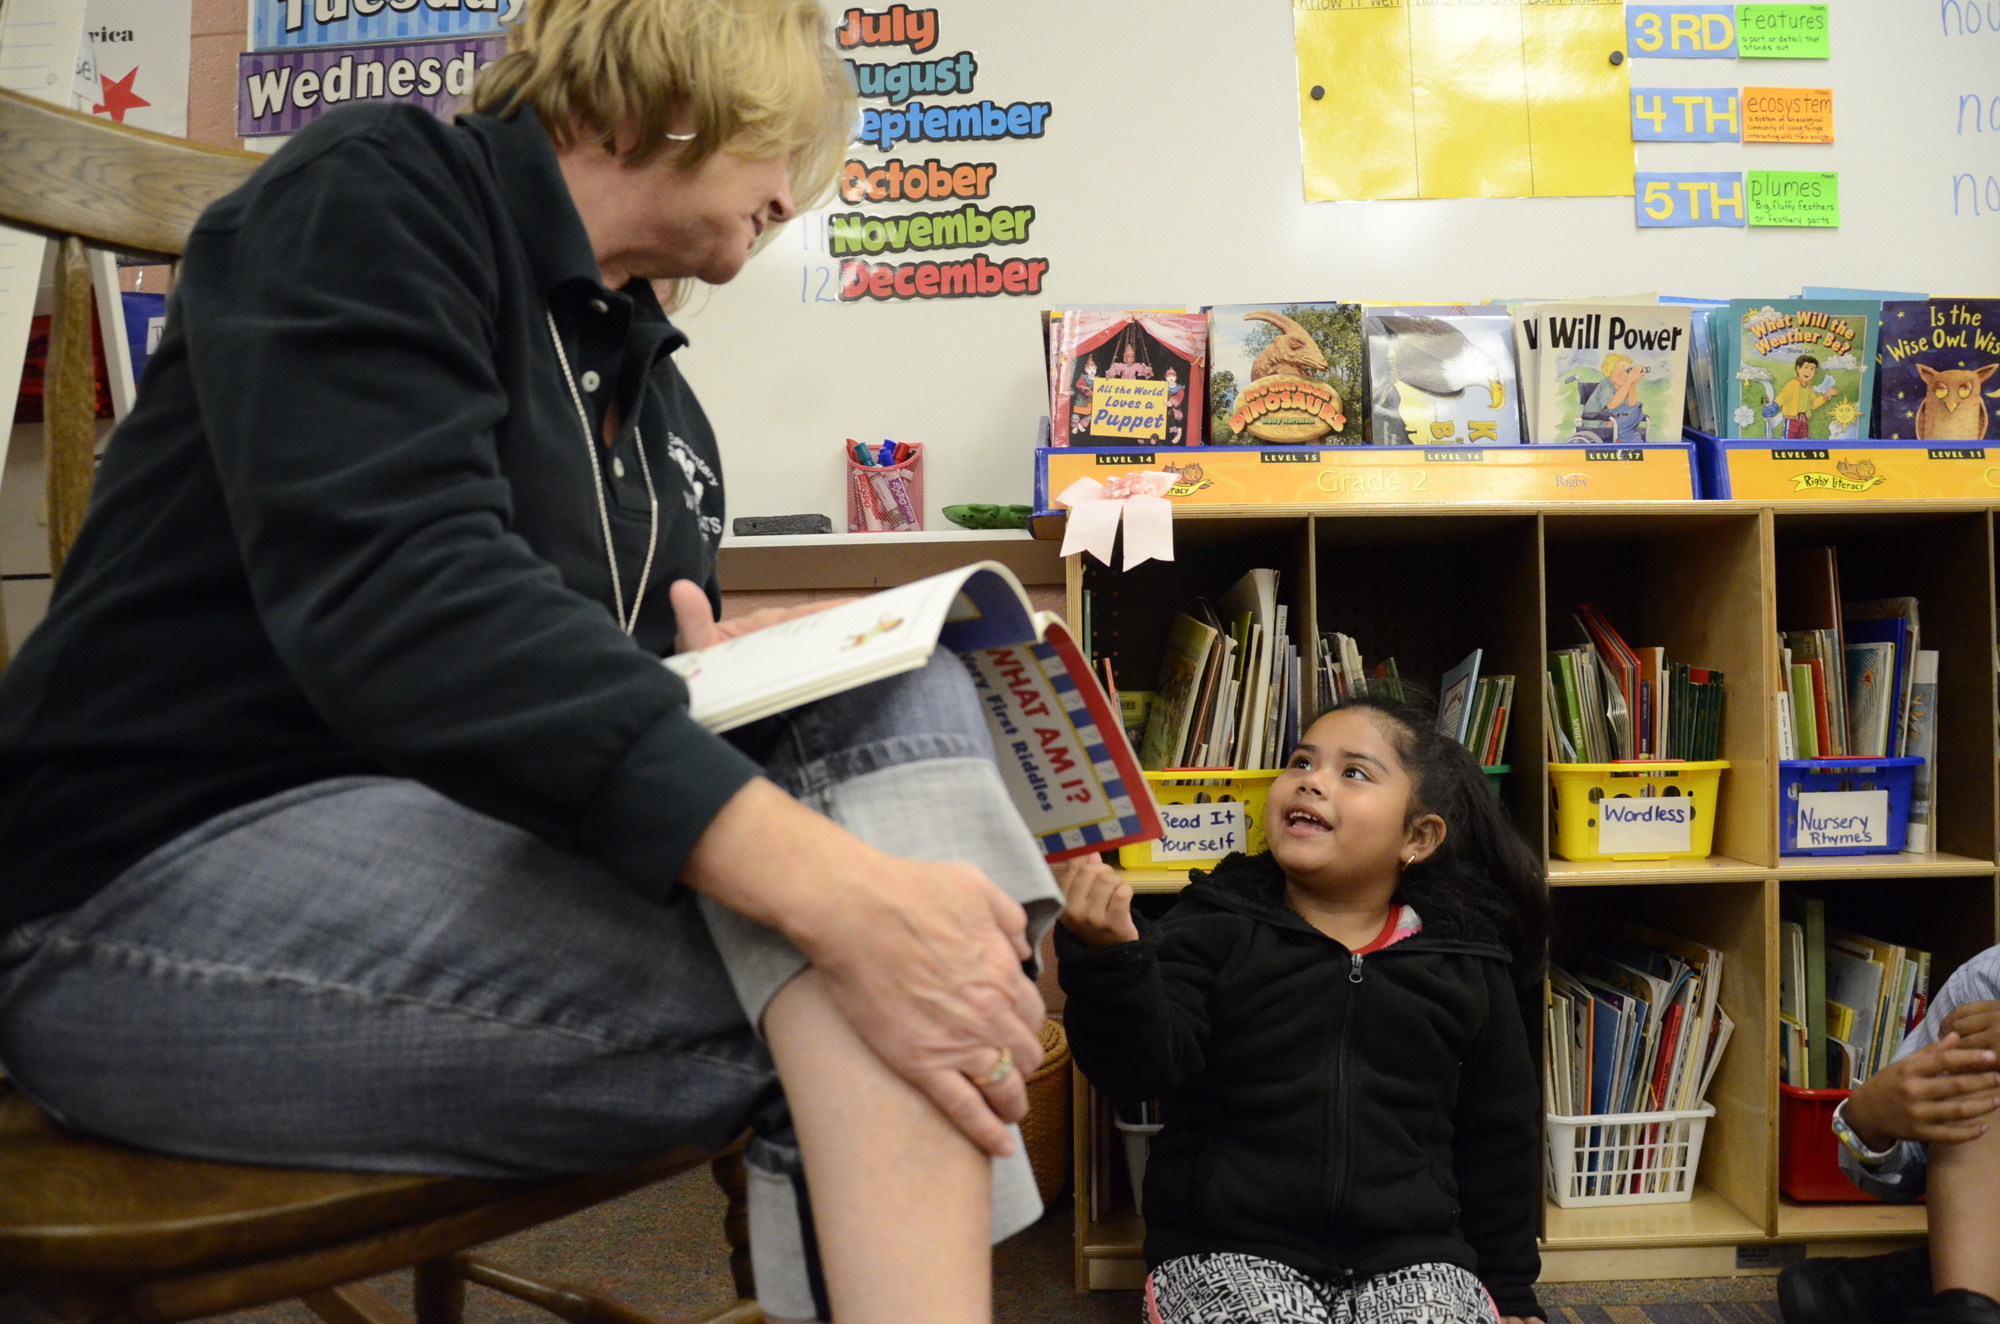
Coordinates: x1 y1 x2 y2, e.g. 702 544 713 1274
1545 1103 1714 1208
846 443 924 532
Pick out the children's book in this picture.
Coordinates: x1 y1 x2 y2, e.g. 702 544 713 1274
1139 611 1222 770
1049 309 1207 446
1206 302 1365 446
1905 649 1941 853
1533 304 1692 446
1875 298 2000 442
1724 300 1880 441
1843 641 1896 759
1438 649 1483 744
1364 314 1522 445
663 562 1162 861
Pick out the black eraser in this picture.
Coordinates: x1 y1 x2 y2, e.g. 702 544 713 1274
733 514 834 536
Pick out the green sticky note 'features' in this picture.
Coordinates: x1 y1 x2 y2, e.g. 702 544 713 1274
1748 170 1840 226
1736 4 1830 57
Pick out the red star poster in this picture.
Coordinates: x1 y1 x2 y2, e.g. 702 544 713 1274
73 0 191 138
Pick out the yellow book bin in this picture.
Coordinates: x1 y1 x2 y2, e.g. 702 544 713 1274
1119 770 1282 872
1550 761 1729 862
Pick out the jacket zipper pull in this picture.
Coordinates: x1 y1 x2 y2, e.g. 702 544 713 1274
1349 952 1364 984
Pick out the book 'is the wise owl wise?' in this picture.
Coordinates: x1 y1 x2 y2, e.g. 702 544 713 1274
662 563 1162 860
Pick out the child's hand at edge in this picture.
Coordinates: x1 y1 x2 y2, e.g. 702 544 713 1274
1500 1317 1545 1324
1053 857 1140 948
1841 1030 2000 1149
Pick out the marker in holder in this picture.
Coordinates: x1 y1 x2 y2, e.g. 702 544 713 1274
846 440 924 532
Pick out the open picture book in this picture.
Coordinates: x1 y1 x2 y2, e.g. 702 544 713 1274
663 562 1163 861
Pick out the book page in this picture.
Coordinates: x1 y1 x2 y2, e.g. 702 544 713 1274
664 562 1032 733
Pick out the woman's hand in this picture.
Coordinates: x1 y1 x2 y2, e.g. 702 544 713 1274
685 778 1044 1158
1054 856 1139 948
670 579 853 652
1842 1030 2000 1149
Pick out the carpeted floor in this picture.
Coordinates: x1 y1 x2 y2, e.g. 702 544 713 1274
0 1165 1781 1323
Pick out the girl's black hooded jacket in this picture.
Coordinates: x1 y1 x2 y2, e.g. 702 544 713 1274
1057 851 1542 1320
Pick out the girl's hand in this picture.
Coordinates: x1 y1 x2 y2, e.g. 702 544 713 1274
1500 1317 1545 1324
1054 856 1140 948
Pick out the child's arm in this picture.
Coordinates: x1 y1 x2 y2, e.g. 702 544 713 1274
1054 857 1223 1105
1452 961 1545 1323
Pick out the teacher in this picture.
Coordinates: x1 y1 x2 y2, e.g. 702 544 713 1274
0 2 1059 1321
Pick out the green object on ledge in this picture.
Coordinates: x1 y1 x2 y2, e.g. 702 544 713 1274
942 503 1033 530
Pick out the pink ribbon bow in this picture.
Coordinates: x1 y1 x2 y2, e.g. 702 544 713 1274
1055 470 1176 570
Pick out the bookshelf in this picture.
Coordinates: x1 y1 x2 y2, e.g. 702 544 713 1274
1065 500 1997 1288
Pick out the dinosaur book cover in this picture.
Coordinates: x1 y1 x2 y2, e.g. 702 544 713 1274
1876 299 2000 442
1363 313 1522 445
1049 310 1206 446
1532 303 1691 445
1206 302 1365 446
1724 299 1880 441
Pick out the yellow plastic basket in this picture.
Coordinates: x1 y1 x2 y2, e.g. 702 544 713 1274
1550 761 1729 862
1118 770 1281 872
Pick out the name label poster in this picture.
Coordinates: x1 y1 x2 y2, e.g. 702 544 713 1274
1597 797 1695 853
1795 789 1889 849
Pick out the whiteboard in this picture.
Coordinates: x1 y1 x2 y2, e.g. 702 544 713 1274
672 0 2000 527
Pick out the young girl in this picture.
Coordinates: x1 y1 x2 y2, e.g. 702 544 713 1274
1056 696 1551 1324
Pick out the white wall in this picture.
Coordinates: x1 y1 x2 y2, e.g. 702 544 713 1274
673 0 2000 525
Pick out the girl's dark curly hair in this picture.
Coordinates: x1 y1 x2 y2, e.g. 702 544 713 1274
1318 693 1550 984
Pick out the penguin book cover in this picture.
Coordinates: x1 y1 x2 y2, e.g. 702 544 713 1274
1725 299 1880 441
1532 303 1692 445
1363 313 1522 445
1876 299 2000 442
1206 302 1365 445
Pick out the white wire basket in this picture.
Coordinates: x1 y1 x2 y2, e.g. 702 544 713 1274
1545 1103 1715 1208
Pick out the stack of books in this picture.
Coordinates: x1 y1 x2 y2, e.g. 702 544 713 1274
1546 923 1734 1117
1776 550 1940 850
1137 569 1300 771
1780 897 1934 1089
1546 604 1724 763
1315 636 1512 766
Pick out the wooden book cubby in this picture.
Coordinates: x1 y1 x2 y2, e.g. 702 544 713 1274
1066 501 1999 1289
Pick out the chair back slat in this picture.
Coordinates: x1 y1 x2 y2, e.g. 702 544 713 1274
45 236 98 577
0 88 261 585
0 88 259 258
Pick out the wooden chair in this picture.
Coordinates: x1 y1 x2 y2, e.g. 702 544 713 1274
0 89 761 1324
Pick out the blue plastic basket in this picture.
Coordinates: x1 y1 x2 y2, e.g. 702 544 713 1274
1778 757 1921 856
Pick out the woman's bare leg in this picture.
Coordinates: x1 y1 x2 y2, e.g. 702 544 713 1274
762 969 992 1324
1929 1120 2000 1299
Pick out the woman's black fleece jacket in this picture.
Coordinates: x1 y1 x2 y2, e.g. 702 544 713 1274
1057 852 1542 1319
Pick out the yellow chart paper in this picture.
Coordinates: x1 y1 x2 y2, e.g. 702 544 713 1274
1296 0 1633 201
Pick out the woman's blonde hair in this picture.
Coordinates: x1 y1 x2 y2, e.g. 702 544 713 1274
472 0 855 207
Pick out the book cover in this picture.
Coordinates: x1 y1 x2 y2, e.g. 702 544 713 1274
1438 649 1483 745
1843 641 1896 758
1781 894 1829 1087
1206 302 1365 446
1906 649 1940 852
1139 612 1221 770
1363 314 1522 445
1876 298 2000 441
1050 309 1207 446
1725 300 1880 441
1533 304 1692 445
